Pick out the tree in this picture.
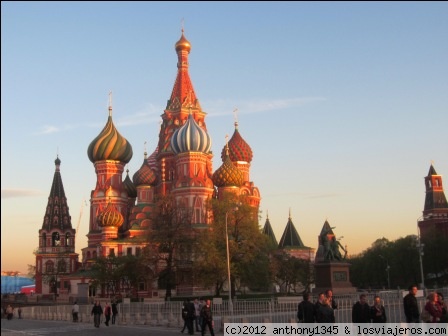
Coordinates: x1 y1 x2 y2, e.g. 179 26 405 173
194 193 272 297
147 195 196 300
270 250 309 294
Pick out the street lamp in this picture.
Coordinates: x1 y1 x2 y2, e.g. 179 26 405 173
379 255 391 289
416 217 425 291
225 206 239 320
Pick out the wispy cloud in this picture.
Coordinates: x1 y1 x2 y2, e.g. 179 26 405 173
37 97 326 133
34 124 78 136
1 188 43 199
262 192 339 199
202 97 327 117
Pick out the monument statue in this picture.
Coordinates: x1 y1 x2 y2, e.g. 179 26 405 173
313 220 356 294
318 226 347 262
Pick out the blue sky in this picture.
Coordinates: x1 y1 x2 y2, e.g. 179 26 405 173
2 1 448 275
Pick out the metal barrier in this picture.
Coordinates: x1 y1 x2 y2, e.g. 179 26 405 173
17 287 448 327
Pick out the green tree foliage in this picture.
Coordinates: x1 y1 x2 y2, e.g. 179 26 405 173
194 193 272 297
349 233 448 289
146 195 196 300
270 250 310 294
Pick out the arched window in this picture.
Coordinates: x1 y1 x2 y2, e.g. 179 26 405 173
65 233 70 246
42 233 47 247
45 260 54 273
52 232 61 247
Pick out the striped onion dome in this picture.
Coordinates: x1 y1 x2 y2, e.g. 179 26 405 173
97 202 124 227
133 152 157 186
213 146 244 187
171 114 212 154
146 146 159 171
87 109 133 163
122 169 137 198
221 122 252 163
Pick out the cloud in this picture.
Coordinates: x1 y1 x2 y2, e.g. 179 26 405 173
262 192 339 199
1 188 43 199
202 97 327 117
37 97 325 133
34 124 78 136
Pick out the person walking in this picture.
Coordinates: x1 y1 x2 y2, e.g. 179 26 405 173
180 300 189 333
6 305 13 320
18 307 22 319
200 299 215 336
352 294 371 323
111 301 118 325
370 295 386 323
403 285 420 323
104 302 111 326
91 301 103 328
297 292 315 323
72 301 79 322
194 298 202 332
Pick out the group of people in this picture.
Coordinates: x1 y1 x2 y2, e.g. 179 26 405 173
404 285 447 323
3 305 22 320
181 297 215 336
72 300 118 327
351 294 387 323
297 289 339 323
296 289 388 323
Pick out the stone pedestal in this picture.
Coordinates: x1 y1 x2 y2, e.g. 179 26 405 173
313 262 356 294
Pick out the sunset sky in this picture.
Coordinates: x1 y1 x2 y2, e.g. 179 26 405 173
2 2 447 275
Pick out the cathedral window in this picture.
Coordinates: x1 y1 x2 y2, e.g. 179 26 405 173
195 209 201 223
57 259 67 273
52 232 61 246
136 247 141 256
109 248 115 257
45 261 54 273
127 247 133 255
65 233 70 246
42 233 47 247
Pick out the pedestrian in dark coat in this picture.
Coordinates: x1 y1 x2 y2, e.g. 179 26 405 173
297 292 315 323
352 294 370 323
91 301 103 328
403 285 420 323
111 301 118 325
370 295 387 323
200 299 215 336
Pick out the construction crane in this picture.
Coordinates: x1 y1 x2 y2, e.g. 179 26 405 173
74 199 87 245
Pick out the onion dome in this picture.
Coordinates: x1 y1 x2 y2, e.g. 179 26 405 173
221 121 253 163
213 146 244 187
123 169 137 198
87 106 133 164
171 114 212 154
55 156 61 166
175 29 191 53
133 152 157 186
97 201 124 227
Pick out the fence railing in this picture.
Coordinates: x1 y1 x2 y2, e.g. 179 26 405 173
14 287 448 328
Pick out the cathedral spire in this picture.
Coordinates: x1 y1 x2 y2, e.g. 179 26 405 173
41 156 73 231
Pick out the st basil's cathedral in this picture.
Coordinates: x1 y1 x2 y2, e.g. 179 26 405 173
34 30 448 297
35 30 265 297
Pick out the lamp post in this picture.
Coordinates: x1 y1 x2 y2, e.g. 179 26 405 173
225 210 233 320
379 255 391 289
416 217 425 291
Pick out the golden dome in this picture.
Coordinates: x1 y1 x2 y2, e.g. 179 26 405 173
175 30 191 53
